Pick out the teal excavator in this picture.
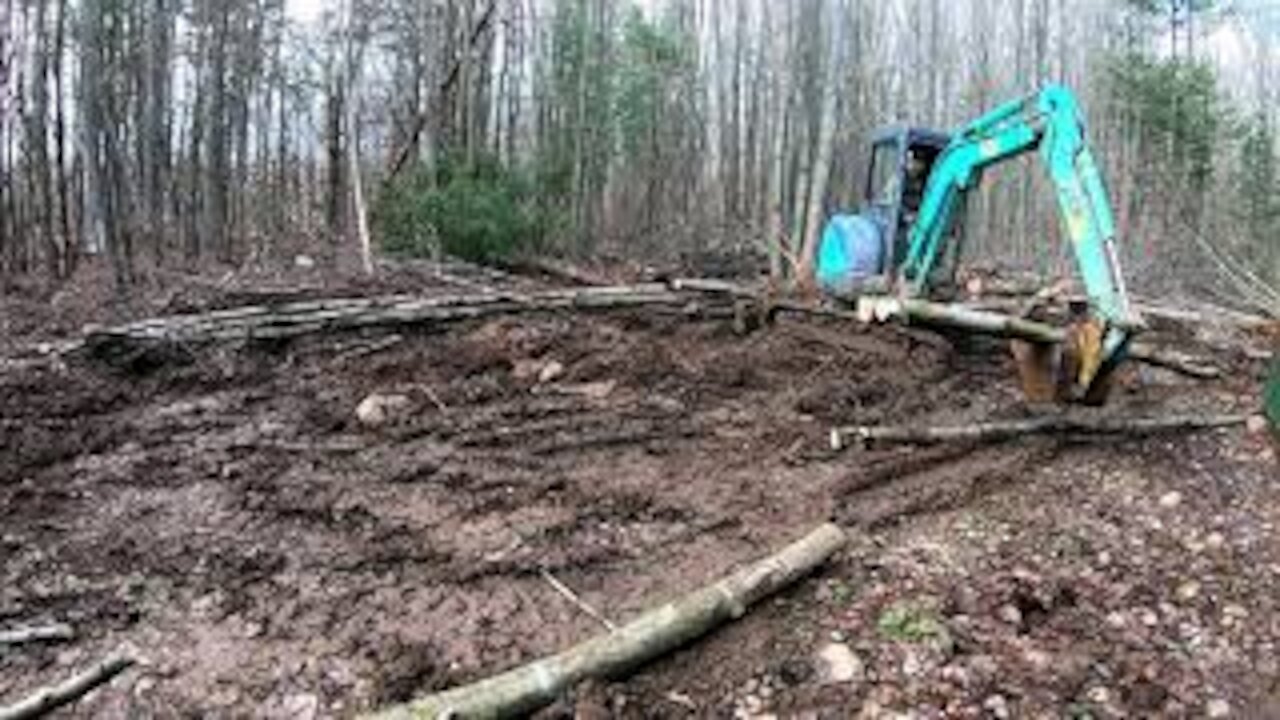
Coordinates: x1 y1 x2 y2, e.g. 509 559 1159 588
816 84 1143 404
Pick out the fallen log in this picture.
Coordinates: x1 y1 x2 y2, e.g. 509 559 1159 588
1126 345 1221 379
1135 300 1274 330
855 295 1221 380
0 651 135 720
857 295 1067 344
830 413 1250 451
364 523 847 720
0 623 75 647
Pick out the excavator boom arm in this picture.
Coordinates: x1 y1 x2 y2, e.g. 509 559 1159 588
900 85 1140 385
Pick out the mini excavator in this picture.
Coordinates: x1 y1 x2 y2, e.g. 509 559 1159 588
816 84 1143 404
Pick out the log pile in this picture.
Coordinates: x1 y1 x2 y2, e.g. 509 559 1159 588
81 284 731 348
72 274 1231 385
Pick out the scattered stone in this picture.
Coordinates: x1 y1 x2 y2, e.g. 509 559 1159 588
997 604 1023 626
282 692 320 719
293 254 315 269
939 663 970 687
511 359 544 380
1140 608 1159 627
1022 648 1051 671
560 380 617 400
1206 698 1231 718
816 643 864 684
1087 686 1112 705
1205 532 1226 550
538 360 566 383
902 649 924 677
1176 581 1202 603
664 691 696 711
983 694 1011 720
1223 604 1249 627
355 392 412 427
1159 491 1183 509
1246 414 1269 435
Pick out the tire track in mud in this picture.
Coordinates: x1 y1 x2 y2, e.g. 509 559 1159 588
833 440 1062 530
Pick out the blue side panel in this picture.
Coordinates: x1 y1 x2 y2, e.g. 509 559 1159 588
816 214 884 296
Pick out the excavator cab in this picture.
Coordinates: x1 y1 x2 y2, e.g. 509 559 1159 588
818 127 958 298
862 128 954 287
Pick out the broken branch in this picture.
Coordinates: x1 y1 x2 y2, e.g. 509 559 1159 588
0 624 75 647
0 651 135 720
540 569 617 632
364 523 847 720
830 413 1250 451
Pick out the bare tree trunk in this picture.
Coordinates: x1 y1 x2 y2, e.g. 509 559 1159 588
343 0 373 276
797 0 844 285
143 0 171 267
28 0 58 278
764 0 788 279
78 0 106 258
53 0 72 272
325 72 345 250
700 0 724 242
205 1 231 263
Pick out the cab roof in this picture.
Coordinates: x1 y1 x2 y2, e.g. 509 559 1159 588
870 126 952 151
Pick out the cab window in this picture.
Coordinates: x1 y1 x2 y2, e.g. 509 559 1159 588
868 142 900 206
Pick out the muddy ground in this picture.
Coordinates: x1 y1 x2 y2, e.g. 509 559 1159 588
1 264 1276 718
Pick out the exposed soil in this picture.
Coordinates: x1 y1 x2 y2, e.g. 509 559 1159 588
1 267 1274 718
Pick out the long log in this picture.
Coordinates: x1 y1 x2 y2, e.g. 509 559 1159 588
830 413 1250 450
363 523 847 720
857 295 1067 343
1126 345 1222 379
856 295 1221 380
0 652 135 720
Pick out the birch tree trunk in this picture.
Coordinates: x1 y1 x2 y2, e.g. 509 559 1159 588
343 0 373 275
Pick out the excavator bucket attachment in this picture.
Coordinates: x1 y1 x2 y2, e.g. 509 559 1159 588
1011 339 1060 404
1010 316 1112 405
